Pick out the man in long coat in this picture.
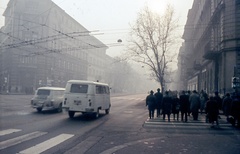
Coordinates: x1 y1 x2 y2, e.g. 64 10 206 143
214 91 222 111
146 90 156 119
189 90 201 120
162 91 172 122
206 96 219 128
231 93 240 127
222 93 232 118
179 91 190 122
154 88 163 117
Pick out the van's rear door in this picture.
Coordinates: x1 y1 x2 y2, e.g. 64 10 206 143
67 84 89 111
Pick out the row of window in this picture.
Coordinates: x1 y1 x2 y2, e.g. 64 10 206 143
96 85 110 94
70 84 110 94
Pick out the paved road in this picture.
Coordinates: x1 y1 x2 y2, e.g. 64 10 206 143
0 94 239 154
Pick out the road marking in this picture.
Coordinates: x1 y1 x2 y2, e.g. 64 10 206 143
100 137 166 154
0 131 47 150
143 117 233 130
18 133 74 154
64 136 102 154
0 129 21 136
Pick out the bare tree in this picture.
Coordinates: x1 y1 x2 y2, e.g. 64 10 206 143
125 5 179 92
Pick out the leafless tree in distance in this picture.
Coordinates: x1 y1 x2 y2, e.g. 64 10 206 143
125 5 179 92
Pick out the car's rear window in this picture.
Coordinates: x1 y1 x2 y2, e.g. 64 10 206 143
70 84 88 93
37 89 50 95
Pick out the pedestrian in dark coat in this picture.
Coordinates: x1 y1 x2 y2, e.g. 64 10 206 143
213 91 222 110
162 91 172 122
200 90 208 114
231 94 240 127
172 94 180 121
179 91 189 122
186 90 191 116
189 90 201 120
222 93 232 118
206 96 219 128
154 88 163 117
146 90 156 119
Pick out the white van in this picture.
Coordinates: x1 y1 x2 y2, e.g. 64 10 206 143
62 80 111 118
31 87 65 112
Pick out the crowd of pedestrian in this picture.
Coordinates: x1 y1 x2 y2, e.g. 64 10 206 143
146 89 240 128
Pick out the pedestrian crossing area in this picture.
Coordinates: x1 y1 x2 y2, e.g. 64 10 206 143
143 114 235 133
0 129 74 154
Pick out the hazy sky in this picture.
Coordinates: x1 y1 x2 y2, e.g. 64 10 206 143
0 0 193 57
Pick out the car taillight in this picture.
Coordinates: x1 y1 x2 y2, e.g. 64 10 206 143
64 98 67 105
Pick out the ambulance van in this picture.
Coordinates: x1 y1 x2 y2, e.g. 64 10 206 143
62 80 111 118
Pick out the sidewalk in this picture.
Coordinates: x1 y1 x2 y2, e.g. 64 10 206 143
99 113 240 154
100 134 240 154
143 112 232 128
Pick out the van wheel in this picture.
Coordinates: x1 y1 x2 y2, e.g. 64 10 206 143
94 109 99 118
57 103 62 113
105 108 110 114
37 108 42 112
68 111 75 119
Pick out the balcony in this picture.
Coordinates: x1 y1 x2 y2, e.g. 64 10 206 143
203 42 219 60
203 50 218 60
193 60 202 70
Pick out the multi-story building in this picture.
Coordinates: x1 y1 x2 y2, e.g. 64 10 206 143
0 0 109 94
178 0 240 95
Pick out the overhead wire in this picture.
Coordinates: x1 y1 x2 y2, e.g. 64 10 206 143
0 1 238 55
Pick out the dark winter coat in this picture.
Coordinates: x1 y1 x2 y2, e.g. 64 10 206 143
146 94 156 110
214 95 222 110
231 96 240 117
154 92 163 109
206 99 219 123
162 95 172 114
222 96 232 116
179 94 190 113
172 97 180 114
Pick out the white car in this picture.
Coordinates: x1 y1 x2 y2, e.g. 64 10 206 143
31 87 65 112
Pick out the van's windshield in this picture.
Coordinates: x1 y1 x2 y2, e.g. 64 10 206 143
70 84 88 93
37 90 50 95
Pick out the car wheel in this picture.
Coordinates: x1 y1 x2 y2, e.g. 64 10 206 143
68 111 75 119
37 108 42 112
105 108 110 114
94 109 99 118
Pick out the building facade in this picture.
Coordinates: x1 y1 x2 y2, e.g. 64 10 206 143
178 0 240 95
0 0 109 94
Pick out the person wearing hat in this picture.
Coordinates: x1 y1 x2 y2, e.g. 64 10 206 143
146 90 157 119
205 96 220 128
154 88 163 117
213 91 222 111
162 91 173 122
